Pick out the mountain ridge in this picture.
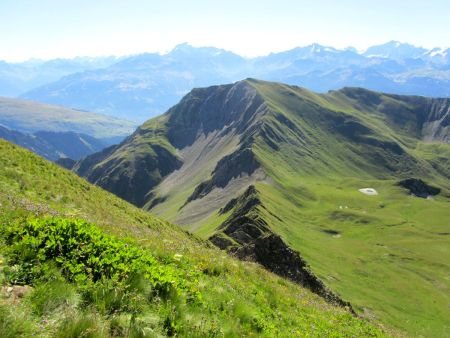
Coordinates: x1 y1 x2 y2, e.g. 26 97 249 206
73 79 450 336
0 125 107 161
75 79 450 211
18 42 450 121
0 96 136 141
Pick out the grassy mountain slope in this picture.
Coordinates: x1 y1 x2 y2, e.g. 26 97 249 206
0 96 136 142
0 138 386 337
74 79 450 336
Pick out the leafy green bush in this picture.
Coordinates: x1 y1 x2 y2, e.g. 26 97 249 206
2 217 199 298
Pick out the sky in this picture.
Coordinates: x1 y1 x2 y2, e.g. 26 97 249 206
0 0 449 61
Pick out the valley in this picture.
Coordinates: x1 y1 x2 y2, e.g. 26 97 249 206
73 79 450 336
2 2 449 336
0 96 137 161
0 138 387 337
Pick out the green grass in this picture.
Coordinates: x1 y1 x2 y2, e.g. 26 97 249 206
53 79 449 336
241 80 450 336
0 139 386 337
147 79 450 336
254 177 450 337
0 304 37 337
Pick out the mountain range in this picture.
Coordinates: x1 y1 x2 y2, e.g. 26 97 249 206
1 40 449 336
0 56 121 97
0 41 445 122
0 96 137 160
0 125 106 161
72 79 450 336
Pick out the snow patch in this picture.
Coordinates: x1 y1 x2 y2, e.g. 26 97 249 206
358 188 378 196
431 49 447 57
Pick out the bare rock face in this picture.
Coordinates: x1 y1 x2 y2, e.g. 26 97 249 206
166 80 266 149
210 185 268 249
187 148 260 203
421 98 450 143
398 178 440 198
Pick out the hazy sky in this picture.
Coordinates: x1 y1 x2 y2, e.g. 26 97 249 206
1 0 449 61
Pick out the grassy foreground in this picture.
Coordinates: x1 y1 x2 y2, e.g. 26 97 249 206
0 139 387 337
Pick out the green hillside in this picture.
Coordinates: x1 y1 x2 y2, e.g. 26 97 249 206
0 96 136 141
74 79 450 336
0 138 386 337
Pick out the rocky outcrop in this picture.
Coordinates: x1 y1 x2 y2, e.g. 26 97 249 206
210 186 351 308
398 178 440 198
186 148 260 203
421 98 450 143
165 80 267 149
239 234 351 307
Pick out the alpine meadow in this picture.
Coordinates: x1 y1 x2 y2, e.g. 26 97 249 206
0 1 449 337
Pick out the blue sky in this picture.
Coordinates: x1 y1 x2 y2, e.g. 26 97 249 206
0 0 449 61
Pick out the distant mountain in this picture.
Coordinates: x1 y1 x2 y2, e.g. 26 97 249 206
423 47 449 64
20 42 450 121
0 56 121 97
0 125 106 160
0 97 136 143
363 40 428 59
73 79 450 336
0 125 61 160
35 130 107 160
21 44 247 121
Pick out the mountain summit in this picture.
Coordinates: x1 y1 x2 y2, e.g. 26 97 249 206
363 40 428 59
74 79 450 336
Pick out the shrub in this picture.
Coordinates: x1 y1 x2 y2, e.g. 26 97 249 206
2 217 199 298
